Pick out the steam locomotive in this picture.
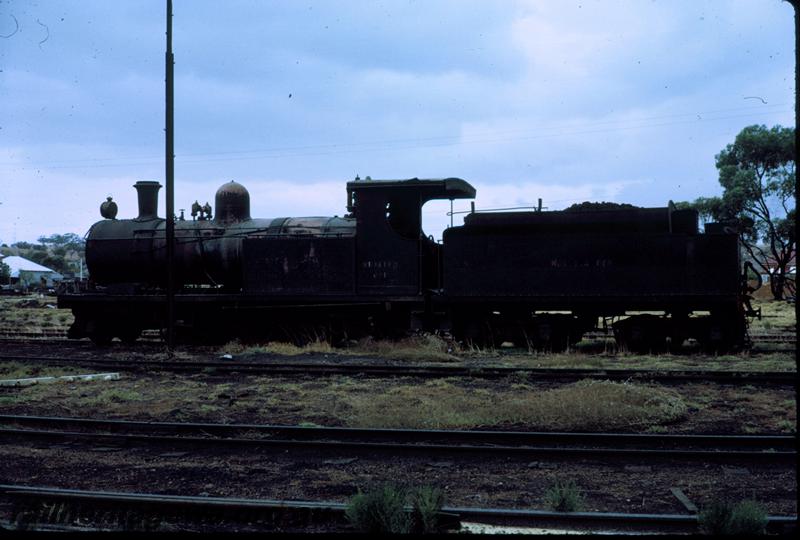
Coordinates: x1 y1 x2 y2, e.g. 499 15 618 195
58 177 754 351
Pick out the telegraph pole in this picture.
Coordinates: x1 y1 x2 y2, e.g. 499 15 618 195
792 0 798 374
165 0 176 352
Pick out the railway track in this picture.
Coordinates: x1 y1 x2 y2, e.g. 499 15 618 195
749 334 798 344
0 329 794 344
1 485 795 534
0 414 795 463
0 353 796 384
0 330 161 341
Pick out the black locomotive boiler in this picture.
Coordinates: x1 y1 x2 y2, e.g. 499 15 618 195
58 177 754 351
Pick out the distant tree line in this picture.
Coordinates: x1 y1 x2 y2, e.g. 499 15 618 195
0 233 86 276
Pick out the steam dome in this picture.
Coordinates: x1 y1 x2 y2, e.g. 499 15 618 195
215 181 251 223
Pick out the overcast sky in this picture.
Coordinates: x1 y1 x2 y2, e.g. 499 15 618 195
0 0 795 243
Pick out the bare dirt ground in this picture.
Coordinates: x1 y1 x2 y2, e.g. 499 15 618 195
0 440 795 517
1 358 796 524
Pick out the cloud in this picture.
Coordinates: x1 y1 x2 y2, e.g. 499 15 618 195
176 73 260 109
0 148 145 244
1 1 793 244
472 180 639 210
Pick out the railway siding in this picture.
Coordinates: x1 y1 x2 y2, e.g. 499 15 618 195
1 484 796 534
0 415 795 463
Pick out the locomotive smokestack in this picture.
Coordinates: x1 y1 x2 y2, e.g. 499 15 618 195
134 181 162 221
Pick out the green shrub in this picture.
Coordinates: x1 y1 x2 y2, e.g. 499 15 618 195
411 485 445 534
544 479 583 512
346 484 446 534
346 484 412 534
776 419 796 433
729 500 769 535
698 499 767 535
699 499 734 534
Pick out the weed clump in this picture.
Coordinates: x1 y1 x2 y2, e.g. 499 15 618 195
346 379 687 430
698 499 768 535
411 486 445 534
220 339 334 356
346 484 411 534
776 419 796 433
345 484 446 534
353 334 458 362
544 479 584 512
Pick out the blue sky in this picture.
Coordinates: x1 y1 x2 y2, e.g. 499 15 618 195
0 0 795 243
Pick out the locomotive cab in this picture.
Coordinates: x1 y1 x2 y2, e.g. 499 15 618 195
346 177 475 295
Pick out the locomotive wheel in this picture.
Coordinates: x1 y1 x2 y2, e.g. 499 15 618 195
86 319 113 346
454 318 501 349
526 315 581 352
118 328 142 344
667 314 689 354
367 311 412 341
88 331 113 346
697 317 743 354
667 334 687 354
533 328 569 352
615 330 665 354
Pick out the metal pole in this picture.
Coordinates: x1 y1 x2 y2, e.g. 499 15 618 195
165 0 175 352
792 0 798 375
449 199 453 228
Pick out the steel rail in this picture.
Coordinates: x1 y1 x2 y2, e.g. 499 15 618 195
0 430 794 464
0 354 796 384
7 428 793 461
0 414 794 450
0 330 793 343
0 485 795 534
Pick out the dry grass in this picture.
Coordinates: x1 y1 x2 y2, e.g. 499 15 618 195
749 298 797 334
343 378 688 430
0 361 82 380
220 339 335 356
491 350 797 372
350 334 457 362
214 298 793 370
80 388 144 407
220 333 458 363
3 372 690 432
5 370 795 433
0 295 73 333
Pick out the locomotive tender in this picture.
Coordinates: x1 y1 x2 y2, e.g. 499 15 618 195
58 177 753 351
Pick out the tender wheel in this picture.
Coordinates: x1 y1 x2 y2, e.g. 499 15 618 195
526 315 582 352
613 315 667 353
698 322 740 354
689 313 746 354
89 331 113 346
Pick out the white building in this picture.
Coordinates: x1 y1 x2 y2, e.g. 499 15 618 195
0 255 63 289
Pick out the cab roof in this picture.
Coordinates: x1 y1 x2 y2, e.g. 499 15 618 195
346 177 476 200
